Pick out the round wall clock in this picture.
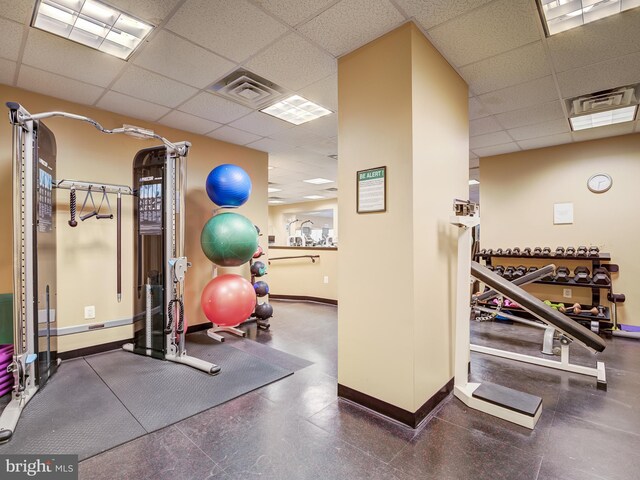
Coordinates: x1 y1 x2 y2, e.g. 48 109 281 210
587 173 612 193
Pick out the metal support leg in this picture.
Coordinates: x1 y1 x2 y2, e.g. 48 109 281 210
206 325 246 343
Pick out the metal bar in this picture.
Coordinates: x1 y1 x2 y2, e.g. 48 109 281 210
269 255 320 262
474 306 547 330
56 179 133 195
39 316 135 336
476 265 555 302
117 192 121 302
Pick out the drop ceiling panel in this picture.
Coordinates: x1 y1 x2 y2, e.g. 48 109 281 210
477 75 559 115
254 0 337 27
547 8 640 73
300 138 338 156
472 142 520 157
300 114 338 138
166 0 289 62
207 126 262 145
393 0 494 30
517 133 572 150
297 0 404 57
0 0 33 23
469 156 479 169
0 17 25 61
460 42 551 95
571 122 636 142
18 66 105 106
133 30 235 89
178 92 253 123
96 91 170 122
508 118 570 141
469 97 491 120
247 137 301 154
228 111 293 137
22 29 125 88
495 101 565 129
556 51 640 99
469 116 503 136
112 66 198 108
269 127 326 147
299 74 338 111
106 0 182 23
426 0 539 67
469 130 513 149
244 33 336 91
0 58 16 85
158 110 222 135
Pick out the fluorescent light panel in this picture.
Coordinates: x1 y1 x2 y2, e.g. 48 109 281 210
469 179 480 185
304 195 325 200
539 0 640 36
569 105 637 130
32 0 153 59
268 187 282 193
303 178 333 184
269 200 284 204
260 95 332 125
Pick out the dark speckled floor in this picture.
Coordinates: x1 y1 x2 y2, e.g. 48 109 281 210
79 301 640 480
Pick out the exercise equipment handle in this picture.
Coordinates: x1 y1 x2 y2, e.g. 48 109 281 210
68 187 77 227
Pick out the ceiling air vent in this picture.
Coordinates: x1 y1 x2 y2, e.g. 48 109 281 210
324 187 338 192
567 85 639 116
268 196 284 200
209 69 285 109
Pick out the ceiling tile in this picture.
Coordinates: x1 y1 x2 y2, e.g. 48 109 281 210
0 17 25 61
469 130 513 149
297 0 404 57
0 58 16 85
393 0 493 30
298 138 338 156
268 127 325 147
248 138 300 153
18 66 104 105
556 51 640 99
254 0 337 26
22 29 124 88
460 42 551 95
96 91 170 122
572 122 635 142
207 126 262 145
472 142 520 157
517 133 572 150
547 8 640 73
158 110 222 135
228 111 293 137
469 96 491 120
469 156 479 169
245 33 336 91
299 74 338 111
112 66 198 108
470 116 503 136
300 114 338 137
178 92 253 123
133 30 235 89
426 0 540 67
0 0 33 23
508 118 570 141
166 0 288 62
495 101 565 129
106 0 182 23
477 76 559 115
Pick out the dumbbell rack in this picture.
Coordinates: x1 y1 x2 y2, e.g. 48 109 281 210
476 251 617 332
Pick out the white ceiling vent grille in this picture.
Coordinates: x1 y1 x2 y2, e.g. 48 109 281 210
209 69 285 109
568 85 639 116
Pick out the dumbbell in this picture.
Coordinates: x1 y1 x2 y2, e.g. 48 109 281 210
574 266 591 284
592 267 610 285
503 266 516 281
512 247 521 255
485 248 493 255
504 248 513 256
576 246 588 257
522 247 532 256
541 269 555 281
588 246 600 257
495 248 504 255
565 246 576 257
486 265 494 272
559 302 581 314
533 247 543 256
513 265 527 279
494 265 505 276
555 246 566 256
542 247 552 256
527 266 538 273
479 249 487 255
555 266 570 282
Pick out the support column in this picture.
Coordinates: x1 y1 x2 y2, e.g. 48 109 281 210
337 23 469 427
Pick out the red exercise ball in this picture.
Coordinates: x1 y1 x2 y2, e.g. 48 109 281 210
253 245 263 259
201 274 256 327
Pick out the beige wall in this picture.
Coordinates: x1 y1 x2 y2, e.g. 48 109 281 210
480 133 640 326
338 23 468 412
268 198 338 245
267 247 337 301
0 85 268 351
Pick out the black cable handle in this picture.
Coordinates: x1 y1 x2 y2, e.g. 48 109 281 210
165 299 184 334
68 187 78 227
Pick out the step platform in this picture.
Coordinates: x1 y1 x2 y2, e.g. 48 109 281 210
472 382 542 417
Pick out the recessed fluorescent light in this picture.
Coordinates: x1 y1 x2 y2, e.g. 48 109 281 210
269 200 284 204
469 179 480 185
260 95 332 125
268 166 274 170
304 195 325 200
268 187 282 193
569 105 638 131
303 178 333 185
537 0 640 36
32 0 153 60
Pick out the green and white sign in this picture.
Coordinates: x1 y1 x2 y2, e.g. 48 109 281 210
357 166 386 213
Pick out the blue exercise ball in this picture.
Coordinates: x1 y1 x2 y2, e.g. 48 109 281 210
206 164 252 207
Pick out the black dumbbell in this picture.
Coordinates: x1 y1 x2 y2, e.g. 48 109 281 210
555 266 570 282
494 265 505 276
592 267 610 285
522 247 532 256
589 246 600 257
527 266 538 273
542 247 552 256
576 246 588 257
555 246 565 256
513 265 527 279
486 265 494 271
503 266 516 281
574 266 591 284
485 248 493 255
565 246 576 257
495 248 504 255
512 247 521 255
504 248 513 256
479 249 487 255
541 269 555 281
533 247 543 256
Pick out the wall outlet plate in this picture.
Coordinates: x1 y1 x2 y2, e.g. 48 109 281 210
323 276 329 284
84 305 96 319
563 289 572 299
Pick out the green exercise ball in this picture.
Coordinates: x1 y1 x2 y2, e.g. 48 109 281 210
200 212 258 267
